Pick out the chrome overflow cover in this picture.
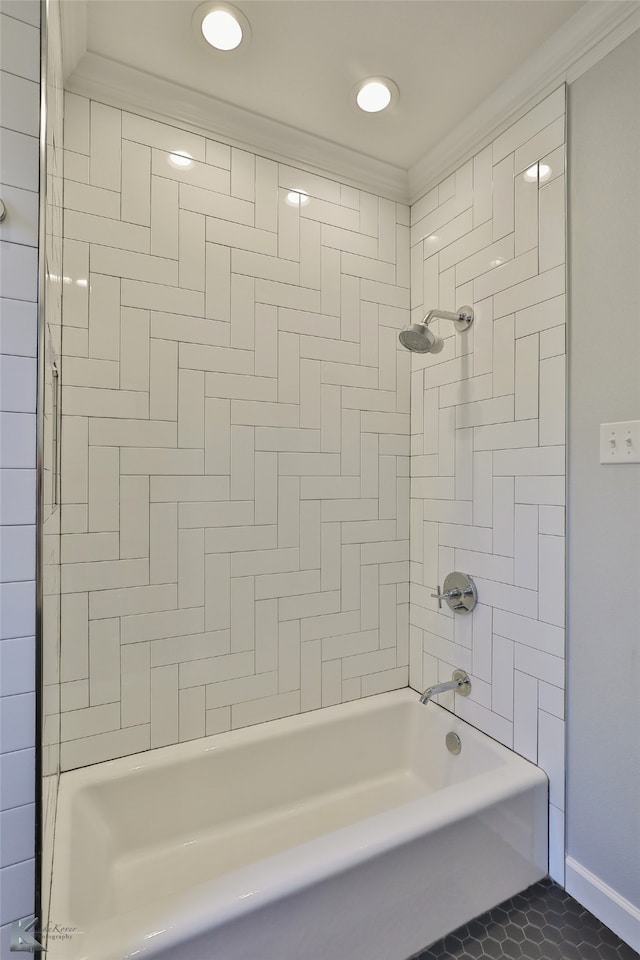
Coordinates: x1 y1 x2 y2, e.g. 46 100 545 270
431 571 477 614
446 732 462 755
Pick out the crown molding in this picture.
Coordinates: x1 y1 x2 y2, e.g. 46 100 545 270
62 1 640 208
65 53 410 204
565 0 640 84
408 0 640 204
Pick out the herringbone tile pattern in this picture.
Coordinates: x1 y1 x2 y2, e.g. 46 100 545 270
408 86 567 877
57 94 411 769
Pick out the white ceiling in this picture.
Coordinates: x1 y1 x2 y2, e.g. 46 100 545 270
79 0 585 171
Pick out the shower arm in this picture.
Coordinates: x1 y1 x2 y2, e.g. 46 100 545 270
421 307 474 332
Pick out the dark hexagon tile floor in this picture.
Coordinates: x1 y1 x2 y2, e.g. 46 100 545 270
410 878 639 960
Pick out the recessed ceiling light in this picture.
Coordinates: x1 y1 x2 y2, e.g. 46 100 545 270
353 77 399 114
357 81 390 112
169 151 194 168
194 2 250 53
524 162 552 183
203 9 241 49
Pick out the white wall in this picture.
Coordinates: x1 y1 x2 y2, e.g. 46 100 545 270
57 95 411 770
408 87 567 883
566 28 640 952
0 0 40 949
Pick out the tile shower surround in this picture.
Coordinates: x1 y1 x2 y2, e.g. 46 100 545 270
57 93 412 771
409 86 567 881
56 85 566 880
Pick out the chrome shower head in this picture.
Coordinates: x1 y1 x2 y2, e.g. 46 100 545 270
398 305 474 353
398 323 444 354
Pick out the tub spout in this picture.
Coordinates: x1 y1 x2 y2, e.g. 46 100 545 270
419 670 471 705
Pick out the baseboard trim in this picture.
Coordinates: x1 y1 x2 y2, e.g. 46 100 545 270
565 856 640 954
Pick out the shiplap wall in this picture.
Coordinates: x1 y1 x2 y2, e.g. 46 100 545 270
408 86 566 882
57 94 411 770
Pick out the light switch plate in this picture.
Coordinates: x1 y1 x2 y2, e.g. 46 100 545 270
600 420 640 463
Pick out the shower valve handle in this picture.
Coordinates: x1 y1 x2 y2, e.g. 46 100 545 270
430 573 478 615
431 586 462 603
431 586 470 612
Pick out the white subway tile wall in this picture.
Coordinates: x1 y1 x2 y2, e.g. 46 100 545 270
0 0 43 946
409 85 566 882
58 94 411 770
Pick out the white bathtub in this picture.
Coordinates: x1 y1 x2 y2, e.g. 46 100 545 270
49 690 547 960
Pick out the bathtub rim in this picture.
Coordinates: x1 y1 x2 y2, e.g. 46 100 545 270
54 688 525 785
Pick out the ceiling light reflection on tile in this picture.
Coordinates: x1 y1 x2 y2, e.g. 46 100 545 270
285 191 310 207
523 162 551 183
169 151 194 168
